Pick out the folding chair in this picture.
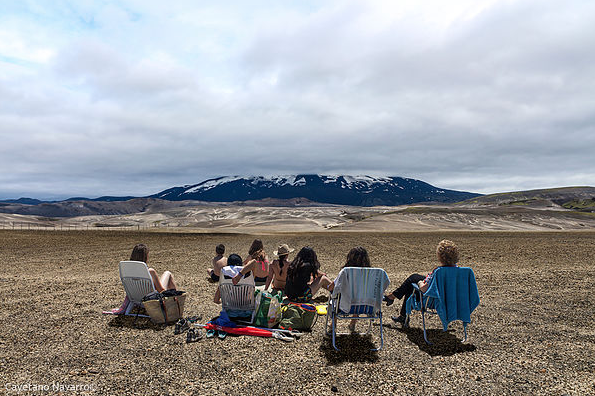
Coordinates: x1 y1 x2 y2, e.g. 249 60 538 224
118 260 157 317
219 272 256 322
324 267 390 351
406 266 479 344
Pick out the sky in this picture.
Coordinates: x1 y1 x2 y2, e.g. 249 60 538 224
1 0 594 200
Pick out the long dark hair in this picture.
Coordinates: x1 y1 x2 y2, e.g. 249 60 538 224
130 243 149 263
278 254 288 274
287 247 320 283
248 239 264 257
343 246 370 268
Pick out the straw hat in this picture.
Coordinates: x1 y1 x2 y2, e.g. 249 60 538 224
273 244 294 257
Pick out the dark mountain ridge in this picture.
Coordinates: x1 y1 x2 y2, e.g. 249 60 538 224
0 174 481 217
151 175 480 206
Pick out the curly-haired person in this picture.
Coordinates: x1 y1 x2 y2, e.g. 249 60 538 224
383 239 459 325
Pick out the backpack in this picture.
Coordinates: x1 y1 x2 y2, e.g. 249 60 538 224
279 302 317 331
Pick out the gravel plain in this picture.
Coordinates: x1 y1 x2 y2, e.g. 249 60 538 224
1 230 594 395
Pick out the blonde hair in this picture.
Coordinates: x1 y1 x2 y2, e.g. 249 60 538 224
436 240 458 266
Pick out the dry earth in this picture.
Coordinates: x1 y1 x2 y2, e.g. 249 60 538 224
1 230 594 395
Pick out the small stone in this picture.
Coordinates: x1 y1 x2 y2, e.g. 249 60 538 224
331 385 338 392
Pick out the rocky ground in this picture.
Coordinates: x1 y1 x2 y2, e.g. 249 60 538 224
1 230 594 395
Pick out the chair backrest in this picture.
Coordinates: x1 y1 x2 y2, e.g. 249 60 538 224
425 266 480 328
219 273 256 313
332 267 390 315
119 261 156 305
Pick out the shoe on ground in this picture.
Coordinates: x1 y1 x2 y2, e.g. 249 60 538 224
174 319 189 335
383 295 394 307
272 332 294 342
186 328 203 343
217 331 227 340
391 315 406 325
206 329 215 338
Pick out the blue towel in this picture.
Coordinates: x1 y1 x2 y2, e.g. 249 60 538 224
407 267 479 331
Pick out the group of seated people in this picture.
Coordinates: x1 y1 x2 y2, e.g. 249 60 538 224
107 238 462 328
208 238 461 327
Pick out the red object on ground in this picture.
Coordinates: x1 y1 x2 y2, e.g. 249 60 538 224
204 323 273 337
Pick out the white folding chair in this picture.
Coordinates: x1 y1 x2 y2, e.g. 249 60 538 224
118 261 156 317
219 272 256 321
325 267 390 351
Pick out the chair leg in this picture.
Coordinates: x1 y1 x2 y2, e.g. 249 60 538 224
332 315 339 351
379 314 384 350
324 306 331 336
125 300 134 315
124 302 151 318
371 313 383 351
421 309 433 345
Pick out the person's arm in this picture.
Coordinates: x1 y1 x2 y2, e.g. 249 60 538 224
264 263 275 290
417 270 434 293
232 260 256 285
213 287 221 304
327 280 335 292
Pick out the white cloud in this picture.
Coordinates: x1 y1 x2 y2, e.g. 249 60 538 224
0 0 594 199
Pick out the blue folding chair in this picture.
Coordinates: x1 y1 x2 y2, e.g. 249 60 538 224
325 267 390 351
406 267 479 344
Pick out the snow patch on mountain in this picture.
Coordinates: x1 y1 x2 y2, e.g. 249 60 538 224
184 176 244 193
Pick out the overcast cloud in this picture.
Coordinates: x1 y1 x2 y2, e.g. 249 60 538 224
1 0 594 199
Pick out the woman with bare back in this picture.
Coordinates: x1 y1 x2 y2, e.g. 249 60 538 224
264 244 294 292
240 239 270 286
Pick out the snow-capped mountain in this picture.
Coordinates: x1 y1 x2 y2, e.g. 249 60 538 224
151 175 481 206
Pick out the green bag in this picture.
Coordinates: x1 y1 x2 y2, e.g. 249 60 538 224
279 302 317 330
252 290 283 328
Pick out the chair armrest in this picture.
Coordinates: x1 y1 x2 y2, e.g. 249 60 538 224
329 293 340 314
410 283 426 310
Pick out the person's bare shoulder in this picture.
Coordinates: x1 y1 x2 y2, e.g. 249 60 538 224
214 256 227 269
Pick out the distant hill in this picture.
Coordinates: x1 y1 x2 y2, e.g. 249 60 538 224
0 197 45 205
151 175 480 206
461 186 595 211
0 174 480 217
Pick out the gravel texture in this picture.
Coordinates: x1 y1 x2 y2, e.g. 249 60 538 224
1 230 594 395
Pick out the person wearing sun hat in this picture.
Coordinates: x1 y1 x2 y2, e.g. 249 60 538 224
264 243 295 293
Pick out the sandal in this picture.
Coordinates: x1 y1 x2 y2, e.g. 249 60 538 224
217 331 227 340
186 328 203 343
272 331 294 342
174 319 189 335
206 329 215 338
